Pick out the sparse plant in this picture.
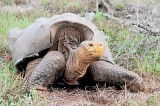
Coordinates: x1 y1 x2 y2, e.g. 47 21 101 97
117 3 126 10
13 0 27 5
1 0 14 5
94 11 105 22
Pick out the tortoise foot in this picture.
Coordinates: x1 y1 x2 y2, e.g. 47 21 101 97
128 78 146 92
27 51 66 89
88 60 143 92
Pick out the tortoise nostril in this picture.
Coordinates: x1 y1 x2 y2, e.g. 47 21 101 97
99 43 103 46
89 43 93 46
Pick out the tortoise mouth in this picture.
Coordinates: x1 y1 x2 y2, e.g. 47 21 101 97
88 47 104 59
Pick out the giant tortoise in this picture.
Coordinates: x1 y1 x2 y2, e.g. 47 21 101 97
8 13 143 92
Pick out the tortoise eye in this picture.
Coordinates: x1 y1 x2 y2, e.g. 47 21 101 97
89 43 93 46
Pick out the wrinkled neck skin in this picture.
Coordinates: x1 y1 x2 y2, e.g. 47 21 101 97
64 47 100 85
74 47 99 67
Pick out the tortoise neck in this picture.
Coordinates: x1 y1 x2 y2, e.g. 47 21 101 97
73 47 97 70
64 44 100 85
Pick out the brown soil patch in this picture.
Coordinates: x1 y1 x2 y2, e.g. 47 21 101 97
36 74 160 106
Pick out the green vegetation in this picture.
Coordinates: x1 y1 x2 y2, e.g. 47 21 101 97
0 3 47 106
1 0 13 5
117 3 126 10
0 55 49 105
0 11 33 37
39 0 52 5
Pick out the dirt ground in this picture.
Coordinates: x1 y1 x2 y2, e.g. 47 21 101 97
36 74 160 106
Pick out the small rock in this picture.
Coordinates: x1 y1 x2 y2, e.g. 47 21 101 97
84 13 95 22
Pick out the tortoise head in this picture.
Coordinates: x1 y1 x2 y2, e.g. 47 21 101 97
64 41 105 84
78 41 105 61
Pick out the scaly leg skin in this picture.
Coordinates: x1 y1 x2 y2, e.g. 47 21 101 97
89 61 143 92
25 58 42 81
27 51 66 90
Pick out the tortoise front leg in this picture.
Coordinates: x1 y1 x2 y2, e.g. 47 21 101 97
88 61 143 92
26 51 66 90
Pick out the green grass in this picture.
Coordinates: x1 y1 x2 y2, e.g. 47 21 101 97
117 3 126 10
0 11 34 37
0 7 47 106
92 12 160 74
1 0 14 5
39 0 52 5
0 62 49 105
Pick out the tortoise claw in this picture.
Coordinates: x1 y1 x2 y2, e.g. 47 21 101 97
128 78 146 92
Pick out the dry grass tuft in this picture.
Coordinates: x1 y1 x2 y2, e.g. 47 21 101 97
13 0 28 5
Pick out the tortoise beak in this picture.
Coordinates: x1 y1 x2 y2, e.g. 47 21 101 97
90 42 104 58
96 43 104 56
